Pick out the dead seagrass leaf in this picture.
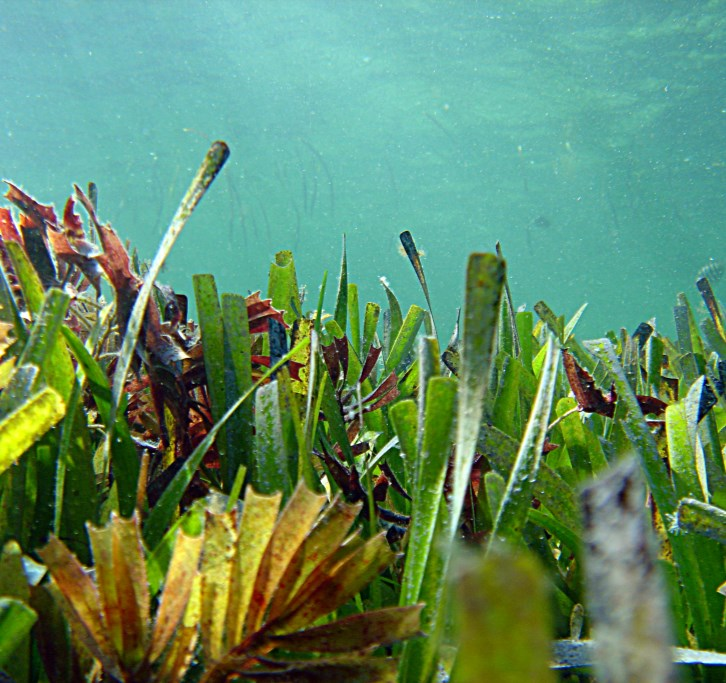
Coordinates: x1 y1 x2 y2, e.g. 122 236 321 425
195 481 417 683
217 653 400 682
264 604 424 653
37 535 122 681
243 483 328 635
87 515 150 670
562 349 667 418
39 513 203 683
147 528 203 663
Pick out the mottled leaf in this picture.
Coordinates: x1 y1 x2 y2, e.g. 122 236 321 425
246 483 326 634
149 527 204 663
37 536 122 680
227 488 282 646
266 496 361 622
200 509 238 661
581 458 675 683
219 653 398 682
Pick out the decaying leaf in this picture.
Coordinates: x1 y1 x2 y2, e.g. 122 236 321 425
562 349 667 418
37 484 420 683
315 445 410 536
562 349 617 417
321 338 399 422
195 482 419 682
38 513 202 683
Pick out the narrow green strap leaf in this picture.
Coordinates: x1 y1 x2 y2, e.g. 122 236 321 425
400 376 457 607
450 254 505 541
15 287 73 401
318 363 354 465
491 355 522 439
563 302 588 342
268 250 300 326
4 240 45 316
313 271 328 334
534 300 564 342
62 325 139 517
515 310 533 369
333 236 347 332
388 399 417 493
666 399 702 500
301 329 323 492
222 292 254 489
491 335 559 545
193 273 227 464
107 141 229 447
527 507 582 561
400 230 437 341
675 498 726 544
415 335 439 438
556 396 608 477
361 302 380 361
484 471 506 520
347 283 360 357
253 380 293 498
385 304 425 373
380 277 403 346
401 254 505 683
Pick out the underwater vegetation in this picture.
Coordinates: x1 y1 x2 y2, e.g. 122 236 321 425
0 141 726 682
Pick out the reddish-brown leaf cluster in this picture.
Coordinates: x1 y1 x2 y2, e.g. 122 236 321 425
0 182 289 499
321 340 400 423
315 445 410 542
2 182 105 296
562 349 667 418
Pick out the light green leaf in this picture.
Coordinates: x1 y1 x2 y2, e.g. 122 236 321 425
0 386 65 476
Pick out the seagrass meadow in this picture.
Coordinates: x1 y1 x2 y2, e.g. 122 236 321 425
0 141 726 683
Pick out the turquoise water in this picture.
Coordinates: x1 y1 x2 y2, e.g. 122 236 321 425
2 1 724 339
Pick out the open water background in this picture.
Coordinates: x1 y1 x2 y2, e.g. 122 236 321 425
1 1 724 339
